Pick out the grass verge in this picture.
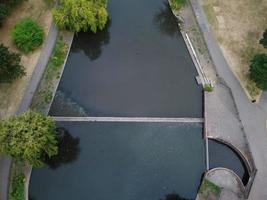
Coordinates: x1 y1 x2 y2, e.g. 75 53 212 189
199 178 221 197
9 162 25 200
31 33 68 113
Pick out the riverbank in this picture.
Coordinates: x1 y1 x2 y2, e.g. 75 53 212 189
188 0 267 199
168 1 258 199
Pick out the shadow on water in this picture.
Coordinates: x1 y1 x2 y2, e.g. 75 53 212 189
160 192 192 200
208 139 249 185
71 19 111 61
45 127 80 169
153 2 180 37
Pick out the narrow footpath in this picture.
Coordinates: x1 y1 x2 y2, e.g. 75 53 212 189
190 0 267 199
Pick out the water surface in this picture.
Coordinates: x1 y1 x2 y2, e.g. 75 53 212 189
208 139 249 185
30 122 205 200
49 0 202 117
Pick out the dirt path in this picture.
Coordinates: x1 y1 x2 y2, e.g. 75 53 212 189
0 0 53 119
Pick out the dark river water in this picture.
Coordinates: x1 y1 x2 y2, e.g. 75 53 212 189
30 122 205 200
49 0 202 117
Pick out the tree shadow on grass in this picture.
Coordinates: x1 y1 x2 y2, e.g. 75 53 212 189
45 127 80 169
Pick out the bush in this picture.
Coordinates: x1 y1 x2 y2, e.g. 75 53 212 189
249 53 267 90
0 44 25 83
0 0 23 26
204 84 213 92
52 0 108 33
9 173 25 200
0 110 58 167
170 0 186 10
12 18 44 53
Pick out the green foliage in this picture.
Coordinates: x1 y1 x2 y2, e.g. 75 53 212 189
0 0 23 26
12 18 44 53
170 0 186 10
31 36 69 113
249 53 267 90
0 110 58 167
52 0 108 33
9 173 25 200
204 84 213 92
0 44 25 83
260 29 267 48
45 38 68 81
199 178 221 197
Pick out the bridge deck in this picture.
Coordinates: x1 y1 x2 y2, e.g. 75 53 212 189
53 117 204 123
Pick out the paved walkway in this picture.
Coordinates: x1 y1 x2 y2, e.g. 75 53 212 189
205 82 253 167
0 24 58 200
206 168 245 200
190 0 267 199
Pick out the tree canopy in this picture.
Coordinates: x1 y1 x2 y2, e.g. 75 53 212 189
52 0 108 33
0 0 23 26
0 43 25 83
259 29 267 48
0 110 58 167
249 53 267 90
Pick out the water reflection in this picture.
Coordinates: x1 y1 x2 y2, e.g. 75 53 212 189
45 127 80 169
72 19 111 60
153 2 180 37
160 192 192 200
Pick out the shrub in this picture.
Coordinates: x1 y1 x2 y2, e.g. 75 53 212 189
249 53 267 90
0 110 58 167
9 173 25 200
0 0 23 26
52 0 108 33
204 84 213 92
0 44 25 83
11 18 44 53
170 0 186 10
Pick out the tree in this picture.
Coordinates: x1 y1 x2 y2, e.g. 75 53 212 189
12 18 44 53
0 110 58 167
259 29 267 48
249 53 267 90
0 0 23 26
0 44 25 83
52 0 108 33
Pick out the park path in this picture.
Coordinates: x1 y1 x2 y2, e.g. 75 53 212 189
189 0 267 199
0 24 58 200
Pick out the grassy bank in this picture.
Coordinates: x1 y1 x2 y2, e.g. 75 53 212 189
9 162 25 200
31 33 69 113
